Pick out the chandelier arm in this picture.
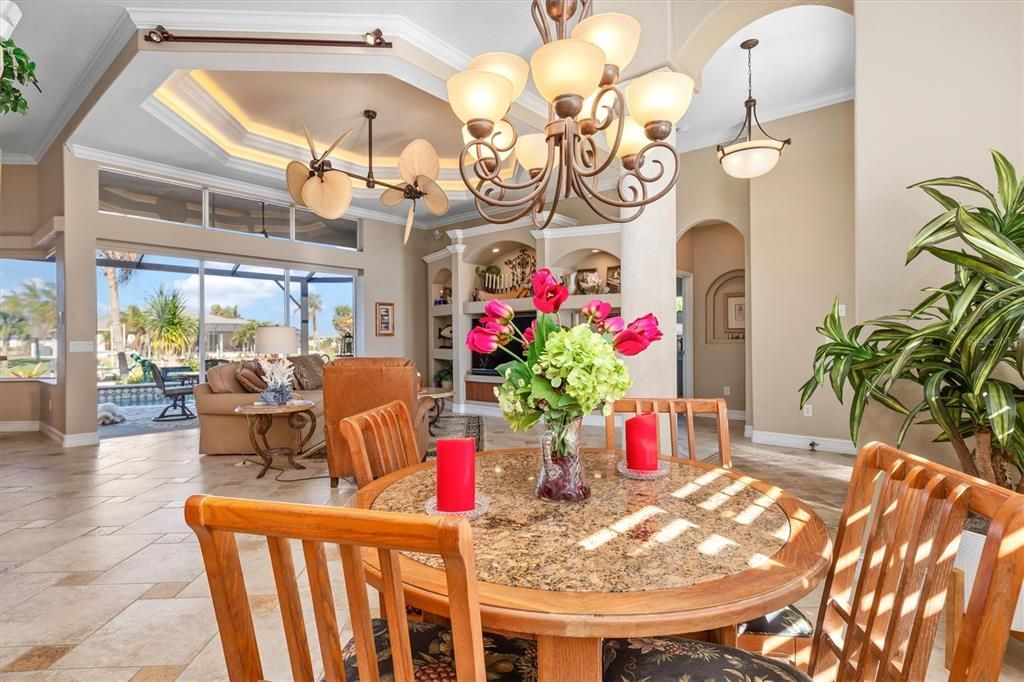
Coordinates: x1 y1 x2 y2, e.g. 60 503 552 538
459 141 556 208
492 117 519 154
532 179 562 229
569 172 640 223
571 95 625 178
588 86 619 132
751 104 792 145
530 0 551 43
473 193 540 225
571 140 678 210
719 103 755 149
562 127 574 199
458 141 549 195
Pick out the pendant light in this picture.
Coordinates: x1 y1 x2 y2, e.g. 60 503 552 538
716 38 791 179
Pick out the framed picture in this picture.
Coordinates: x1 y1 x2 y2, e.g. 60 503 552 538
375 302 395 336
605 265 621 293
725 295 746 332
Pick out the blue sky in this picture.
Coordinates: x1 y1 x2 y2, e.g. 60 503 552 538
2 257 353 338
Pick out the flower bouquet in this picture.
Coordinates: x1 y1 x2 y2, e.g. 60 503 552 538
258 358 294 405
466 269 663 502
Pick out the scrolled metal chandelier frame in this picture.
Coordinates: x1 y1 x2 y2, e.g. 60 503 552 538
450 0 694 228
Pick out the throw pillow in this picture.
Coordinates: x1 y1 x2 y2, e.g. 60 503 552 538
207 362 244 393
288 354 325 390
235 360 267 393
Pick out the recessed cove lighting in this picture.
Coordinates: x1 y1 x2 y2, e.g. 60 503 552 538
592 249 600 253
492 247 500 253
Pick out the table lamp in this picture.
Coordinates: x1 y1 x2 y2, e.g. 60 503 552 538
255 326 297 357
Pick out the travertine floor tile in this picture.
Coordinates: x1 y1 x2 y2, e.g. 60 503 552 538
114 508 191 535
94 543 206 585
0 572 68 608
53 598 216 669
0 527 92 563
128 665 184 681
54 501 165 528
13 534 161 573
0 667 139 680
0 584 151 646
0 645 74 672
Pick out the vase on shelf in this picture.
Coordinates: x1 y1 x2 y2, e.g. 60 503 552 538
536 416 590 503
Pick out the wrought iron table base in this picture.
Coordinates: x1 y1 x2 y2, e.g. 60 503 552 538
243 409 317 479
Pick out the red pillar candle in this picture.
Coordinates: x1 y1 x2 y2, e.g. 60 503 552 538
625 412 659 471
436 438 476 512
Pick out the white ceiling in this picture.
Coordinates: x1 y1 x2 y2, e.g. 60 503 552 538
1 0 853 225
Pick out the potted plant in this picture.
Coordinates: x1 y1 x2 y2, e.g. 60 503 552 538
802 150 1024 622
434 361 453 391
467 269 662 502
801 150 1024 490
1 37 40 115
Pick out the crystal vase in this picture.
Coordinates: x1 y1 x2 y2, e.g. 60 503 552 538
536 416 590 503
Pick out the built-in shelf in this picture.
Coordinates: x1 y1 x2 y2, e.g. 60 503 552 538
462 293 621 316
465 373 503 384
431 303 452 316
432 348 453 360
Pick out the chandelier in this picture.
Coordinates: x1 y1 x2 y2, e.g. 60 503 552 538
716 38 791 179
447 0 694 227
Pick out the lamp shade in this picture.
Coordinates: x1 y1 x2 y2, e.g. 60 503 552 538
515 133 553 172
447 69 514 124
530 39 606 104
717 139 786 179
625 71 694 126
571 12 641 70
469 52 529 102
604 116 648 158
255 326 297 356
462 121 515 163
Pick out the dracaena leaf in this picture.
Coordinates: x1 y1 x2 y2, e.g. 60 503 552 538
910 176 999 211
991 149 1019 215
983 379 1017 447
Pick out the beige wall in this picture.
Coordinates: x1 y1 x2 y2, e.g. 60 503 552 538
677 145 750 237
678 222 746 412
854 0 1023 459
0 165 40 235
750 101 855 441
0 380 43 422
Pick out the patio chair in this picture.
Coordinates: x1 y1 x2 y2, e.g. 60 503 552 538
150 362 196 422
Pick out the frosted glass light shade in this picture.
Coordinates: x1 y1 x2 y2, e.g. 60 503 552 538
469 52 529 102
255 326 297 356
530 39 606 104
462 121 514 162
571 12 641 70
515 133 553 172
625 71 694 126
447 69 514 123
717 139 786 179
604 116 647 158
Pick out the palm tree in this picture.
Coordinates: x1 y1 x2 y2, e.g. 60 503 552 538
231 320 270 352
122 304 149 354
332 304 354 338
0 309 27 357
18 280 57 359
308 292 322 346
144 285 198 358
209 304 240 318
100 250 138 351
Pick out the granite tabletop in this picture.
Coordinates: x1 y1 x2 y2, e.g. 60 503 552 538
370 449 792 593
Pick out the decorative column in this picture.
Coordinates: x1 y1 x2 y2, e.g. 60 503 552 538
620 134 678 402
447 243 470 407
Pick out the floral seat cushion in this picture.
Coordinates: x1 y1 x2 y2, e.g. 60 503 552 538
341 618 537 681
603 636 811 682
739 605 814 637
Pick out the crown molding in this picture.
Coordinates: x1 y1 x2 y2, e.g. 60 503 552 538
448 214 578 242
531 223 620 240
0 152 37 165
446 244 466 253
422 248 450 263
68 143 408 226
677 86 855 154
24 11 137 163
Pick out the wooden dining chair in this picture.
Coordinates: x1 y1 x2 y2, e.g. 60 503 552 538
604 397 732 467
339 400 421 488
601 442 1024 681
185 494 537 681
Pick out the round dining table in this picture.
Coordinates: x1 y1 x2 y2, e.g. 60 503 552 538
356 448 831 681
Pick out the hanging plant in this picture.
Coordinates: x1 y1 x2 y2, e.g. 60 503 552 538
1 38 40 115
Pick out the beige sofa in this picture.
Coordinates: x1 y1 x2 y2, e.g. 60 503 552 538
195 362 325 456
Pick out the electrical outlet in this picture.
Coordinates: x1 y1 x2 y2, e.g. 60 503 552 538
723 386 731 396
802 404 813 417
838 304 847 317
48 399 53 411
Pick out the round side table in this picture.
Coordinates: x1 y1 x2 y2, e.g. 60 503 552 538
234 400 317 479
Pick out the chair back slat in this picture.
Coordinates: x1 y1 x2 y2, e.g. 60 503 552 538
186 496 486 682
809 443 1024 681
341 400 420 488
266 536 315 682
604 398 731 467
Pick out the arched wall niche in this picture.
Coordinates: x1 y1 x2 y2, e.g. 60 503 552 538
463 239 535 266
672 0 853 90
551 247 622 296
705 268 745 343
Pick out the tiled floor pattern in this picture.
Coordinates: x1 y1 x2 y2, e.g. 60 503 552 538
1 418 1022 680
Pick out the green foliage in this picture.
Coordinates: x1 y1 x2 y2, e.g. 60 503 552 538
332 304 354 337
803 150 1024 488
144 285 198 355
231 319 271 351
11 361 49 378
1 38 40 115
209 304 240 318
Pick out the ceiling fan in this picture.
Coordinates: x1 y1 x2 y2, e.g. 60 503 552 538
286 110 449 244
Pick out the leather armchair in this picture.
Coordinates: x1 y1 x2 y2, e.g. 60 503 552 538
322 357 433 487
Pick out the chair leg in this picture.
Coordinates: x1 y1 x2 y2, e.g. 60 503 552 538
331 477 339 488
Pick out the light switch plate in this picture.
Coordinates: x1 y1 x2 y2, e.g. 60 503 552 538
838 304 847 317
802 404 813 417
723 386 731 396
69 340 95 353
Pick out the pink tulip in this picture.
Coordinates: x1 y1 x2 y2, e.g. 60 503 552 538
466 325 499 354
531 268 570 314
612 329 649 356
482 318 513 346
602 316 626 334
628 313 664 343
484 299 514 325
522 319 537 347
581 299 612 323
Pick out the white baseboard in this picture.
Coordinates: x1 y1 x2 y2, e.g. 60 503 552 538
39 422 99 448
0 420 41 432
743 424 753 438
750 429 856 456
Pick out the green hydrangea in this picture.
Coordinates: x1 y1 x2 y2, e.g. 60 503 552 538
537 325 631 416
